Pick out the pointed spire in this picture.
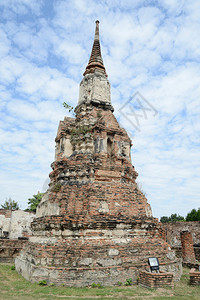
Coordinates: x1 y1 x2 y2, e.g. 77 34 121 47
83 20 107 76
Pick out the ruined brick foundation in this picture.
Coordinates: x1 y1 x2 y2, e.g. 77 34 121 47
0 209 35 262
16 211 182 285
0 239 28 263
15 21 182 286
161 222 200 261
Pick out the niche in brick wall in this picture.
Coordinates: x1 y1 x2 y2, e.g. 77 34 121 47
107 136 113 157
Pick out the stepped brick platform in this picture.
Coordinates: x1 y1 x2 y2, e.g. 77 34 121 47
15 21 182 286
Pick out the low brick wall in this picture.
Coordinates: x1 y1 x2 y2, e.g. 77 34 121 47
139 270 174 288
0 238 28 263
190 268 200 285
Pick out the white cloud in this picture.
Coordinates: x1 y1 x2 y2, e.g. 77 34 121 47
0 0 44 16
137 6 163 26
55 41 87 64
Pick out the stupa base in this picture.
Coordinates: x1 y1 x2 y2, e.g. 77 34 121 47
15 255 182 286
15 217 182 286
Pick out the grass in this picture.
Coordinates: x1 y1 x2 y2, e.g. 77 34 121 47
0 264 199 300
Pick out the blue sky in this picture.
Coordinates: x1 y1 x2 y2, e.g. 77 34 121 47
0 0 200 218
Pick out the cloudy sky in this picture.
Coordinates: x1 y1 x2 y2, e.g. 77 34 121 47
0 0 200 218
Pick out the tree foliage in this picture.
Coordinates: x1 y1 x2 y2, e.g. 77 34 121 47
160 213 185 223
27 193 44 212
186 208 200 221
1 197 19 210
160 209 200 223
160 216 170 223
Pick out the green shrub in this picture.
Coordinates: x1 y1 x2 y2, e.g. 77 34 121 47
38 280 47 286
124 278 133 286
49 283 55 287
11 265 15 270
70 126 92 139
91 283 103 288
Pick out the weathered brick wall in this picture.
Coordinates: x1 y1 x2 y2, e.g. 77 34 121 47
194 247 200 261
0 209 12 237
0 210 34 263
38 182 152 220
0 210 35 239
139 270 174 288
15 209 182 286
0 239 28 263
172 246 200 262
30 216 170 266
161 222 200 247
9 210 35 239
161 222 200 263
0 210 12 218
16 227 181 286
190 268 200 285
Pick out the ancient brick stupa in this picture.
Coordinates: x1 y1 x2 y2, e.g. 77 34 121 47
16 21 182 286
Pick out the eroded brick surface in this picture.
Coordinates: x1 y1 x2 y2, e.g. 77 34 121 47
162 222 200 247
0 239 27 263
161 222 200 263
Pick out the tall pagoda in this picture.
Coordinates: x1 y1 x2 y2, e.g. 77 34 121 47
15 21 182 286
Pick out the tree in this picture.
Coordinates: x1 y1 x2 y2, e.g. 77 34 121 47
160 216 170 223
170 213 185 222
27 192 44 212
160 213 185 223
186 208 200 221
1 197 19 210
